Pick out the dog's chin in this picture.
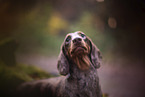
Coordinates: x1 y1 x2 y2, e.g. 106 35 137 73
72 54 90 70
71 47 88 57
69 47 90 70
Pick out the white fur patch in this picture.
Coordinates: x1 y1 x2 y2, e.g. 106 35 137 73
68 31 82 40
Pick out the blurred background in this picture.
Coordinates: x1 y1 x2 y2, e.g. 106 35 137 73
0 0 145 97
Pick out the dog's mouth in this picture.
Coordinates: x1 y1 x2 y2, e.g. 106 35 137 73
70 46 90 70
71 46 87 55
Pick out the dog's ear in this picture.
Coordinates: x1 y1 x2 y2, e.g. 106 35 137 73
57 44 69 76
87 37 102 69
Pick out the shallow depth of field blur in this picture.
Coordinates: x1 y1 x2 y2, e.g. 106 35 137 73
0 0 145 97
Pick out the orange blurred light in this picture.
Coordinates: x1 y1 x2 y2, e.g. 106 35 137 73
108 17 117 28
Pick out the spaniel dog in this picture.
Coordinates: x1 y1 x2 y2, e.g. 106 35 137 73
18 31 102 97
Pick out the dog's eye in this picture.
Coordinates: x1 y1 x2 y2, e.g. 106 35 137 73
80 33 85 38
66 36 71 42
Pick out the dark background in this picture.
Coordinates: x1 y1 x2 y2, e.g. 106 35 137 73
0 0 145 97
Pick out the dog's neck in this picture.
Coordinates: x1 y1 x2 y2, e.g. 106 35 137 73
68 56 97 81
72 55 91 70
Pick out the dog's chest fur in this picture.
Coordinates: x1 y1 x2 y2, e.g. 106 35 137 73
61 65 99 97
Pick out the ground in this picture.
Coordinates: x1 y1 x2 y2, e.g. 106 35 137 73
16 53 145 97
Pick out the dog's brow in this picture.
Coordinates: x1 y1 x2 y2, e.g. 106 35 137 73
70 32 82 40
65 34 71 39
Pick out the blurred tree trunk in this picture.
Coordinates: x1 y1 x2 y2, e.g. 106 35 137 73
0 39 18 66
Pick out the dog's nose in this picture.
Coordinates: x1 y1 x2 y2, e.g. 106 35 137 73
73 38 82 44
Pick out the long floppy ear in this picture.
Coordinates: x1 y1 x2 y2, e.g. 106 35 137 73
88 37 102 69
57 44 69 76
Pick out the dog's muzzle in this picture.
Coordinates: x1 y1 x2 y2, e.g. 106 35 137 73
70 37 88 56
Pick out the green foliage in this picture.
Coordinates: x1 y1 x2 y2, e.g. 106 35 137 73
17 64 52 79
9 8 116 60
0 61 52 97
0 37 13 46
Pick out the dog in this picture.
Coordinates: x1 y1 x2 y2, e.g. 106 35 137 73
18 31 102 97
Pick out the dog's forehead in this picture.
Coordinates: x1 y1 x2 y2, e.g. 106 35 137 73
67 31 84 40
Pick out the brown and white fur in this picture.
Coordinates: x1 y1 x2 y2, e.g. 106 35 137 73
18 31 102 97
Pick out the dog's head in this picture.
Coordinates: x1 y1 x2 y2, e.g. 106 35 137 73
57 31 102 75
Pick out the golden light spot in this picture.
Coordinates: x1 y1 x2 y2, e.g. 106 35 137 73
47 12 68 35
